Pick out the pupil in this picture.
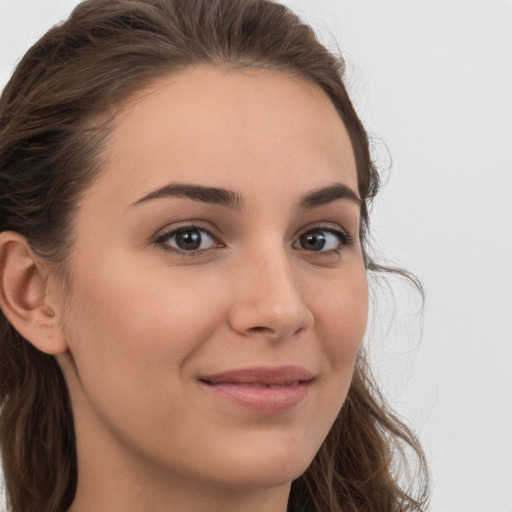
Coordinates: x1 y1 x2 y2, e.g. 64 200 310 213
301 231 326 251
176 230 201 250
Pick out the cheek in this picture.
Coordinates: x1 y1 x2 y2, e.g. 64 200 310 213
61 258 232 441
68 267 222 364
311 266 368 390
316 267 368 345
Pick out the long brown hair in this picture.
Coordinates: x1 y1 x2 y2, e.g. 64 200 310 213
0 0 429 510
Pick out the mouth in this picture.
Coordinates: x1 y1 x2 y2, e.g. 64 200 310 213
198 366 313 413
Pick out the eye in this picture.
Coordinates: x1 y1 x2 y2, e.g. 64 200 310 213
156 226 220 253
293 227 351 253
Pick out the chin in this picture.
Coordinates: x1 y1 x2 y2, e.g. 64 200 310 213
200 438 318 491
215 465 306 492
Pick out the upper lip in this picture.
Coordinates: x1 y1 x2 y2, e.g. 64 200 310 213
199 366 314 385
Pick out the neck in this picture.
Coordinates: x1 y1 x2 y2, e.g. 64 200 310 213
69 472 291 512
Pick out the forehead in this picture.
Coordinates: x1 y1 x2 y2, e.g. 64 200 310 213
87 66 358 208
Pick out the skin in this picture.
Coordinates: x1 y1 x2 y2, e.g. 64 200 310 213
8 67 369 511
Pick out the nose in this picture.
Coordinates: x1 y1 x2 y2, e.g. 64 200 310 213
228 248 314 341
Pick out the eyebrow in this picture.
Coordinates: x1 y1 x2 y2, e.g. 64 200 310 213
129 181 361 211
129 183 245 210
299 183 361 209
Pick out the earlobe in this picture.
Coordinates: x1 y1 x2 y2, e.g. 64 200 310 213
0 231 68 355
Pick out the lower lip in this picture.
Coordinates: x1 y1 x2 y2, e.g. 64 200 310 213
201 381 310 413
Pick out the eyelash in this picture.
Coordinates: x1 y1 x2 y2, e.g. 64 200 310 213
154 223 223 256
154 223 352 256
294 224 353 255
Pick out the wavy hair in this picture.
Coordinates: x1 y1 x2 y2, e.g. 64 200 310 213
0 0 429 510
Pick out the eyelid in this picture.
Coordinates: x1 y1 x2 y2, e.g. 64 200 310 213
295 222 351 240
153 221 224 255
293 222 353 252
152 220 352 256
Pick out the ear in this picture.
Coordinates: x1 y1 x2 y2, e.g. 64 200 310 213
0 231 68 355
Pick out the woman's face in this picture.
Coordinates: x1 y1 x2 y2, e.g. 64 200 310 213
57 67 368 501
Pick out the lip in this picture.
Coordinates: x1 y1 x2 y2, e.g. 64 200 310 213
199 366 313 413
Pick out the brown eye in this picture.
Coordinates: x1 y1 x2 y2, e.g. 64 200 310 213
299 231 327 251
157 227 218 253
293 228 350 252
175 229 203 250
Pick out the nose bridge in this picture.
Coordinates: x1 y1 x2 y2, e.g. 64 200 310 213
229 242 313 339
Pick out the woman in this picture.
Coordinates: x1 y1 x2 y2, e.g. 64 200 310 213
0 0 429 511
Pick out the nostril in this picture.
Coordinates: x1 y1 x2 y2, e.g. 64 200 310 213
248 326 273 333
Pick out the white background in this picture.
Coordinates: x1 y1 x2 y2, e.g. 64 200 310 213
1 1 511 511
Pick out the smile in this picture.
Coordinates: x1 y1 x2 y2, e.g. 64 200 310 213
199 366 313 413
